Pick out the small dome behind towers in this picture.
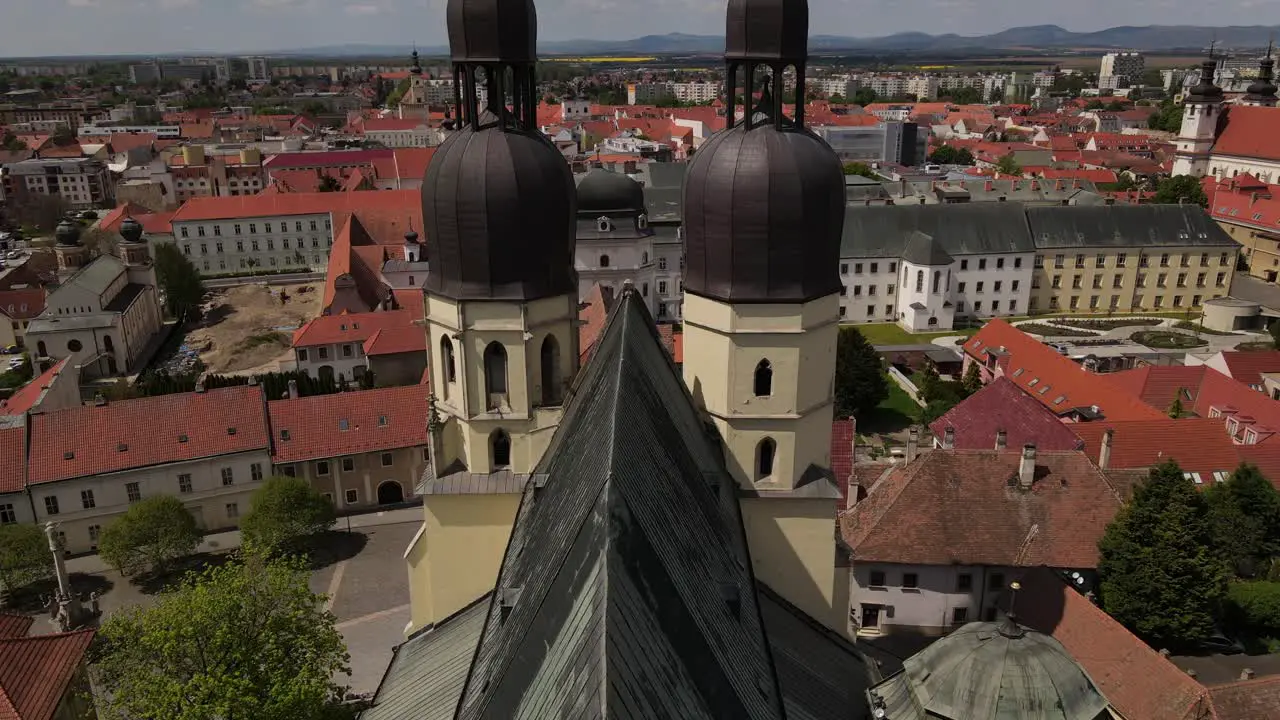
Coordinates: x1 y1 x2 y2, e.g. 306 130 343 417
577 169 646 215
120 217 144 245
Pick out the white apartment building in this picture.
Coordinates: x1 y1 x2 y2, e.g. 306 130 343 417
172 209 333 274
245 56 270 83
7 158 113 209
1099 51 1144 90
627 82 670 105
906 76 939 101
859 75 908 99
937 75 985 91
815 75 853 98
670 82 720 104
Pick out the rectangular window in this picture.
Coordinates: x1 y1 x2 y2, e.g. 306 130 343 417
1054 254 1064 269
226 503 239 519
1110 295 1120 310
213 225 221 236
1009 299 1017 312
343 344 353 358
870 262 878 273
179 473 193 493
250 463 263 482
839 263 849 274
234 224 242 235
994 281 1003 293
81 489 95 509
318 347 329 360
868 285 877 296
249 223 257 234
952 607 969 624
345 489 359 504
221 467 234 486
1216 272 1227 287
1051 275 1061 289
197 226 205 237
979 258 987 270
1173 295 1184 307
310 220 318 231
902 573 919 589
1180 253 1190 268
1116 252 1127 268
297 348 309 362
865 304 875 316
265 223 272 233
1071 275 1082 290
180 227 189 238
976 281 984 293
973 301 982 313
957 281 967 294
888 262 896 273
0 504 16 524
887 284 895 295
1157 273 1167 288
126 482 141 503
658 280 668 294
1091 275 1102 289
1095 254 1106 268
1034 255 1043 268
991 300 1000 312
317 461 331 476
1014 257 1022 269
996 258 1005 269
1069 296 1079 310
854 263 863 274
1160 253 1169 267
381 452 394 467
44 496 60 515
1196 273 1206 288
960 259 969 270
342 457 354 472
216 241 223 253
1075 254 1085 269
1089 295 1099 309
1177 273 1187 288
1221 253 1230 266
89 524 101 545
251 240 259 252
868 570 886 587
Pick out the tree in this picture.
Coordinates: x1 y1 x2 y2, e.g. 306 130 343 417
1148 101 1183 133
1167 393 1185 419
242 477 337 552
316 175 343 192
842 162 878 179
80 226 119 257
98 495 202 577
1205 464 1280 577
1224 580 1280 636
1154 175 1208 207
928 145 975 165
834 327 887 417
1097 459 1229 649
915 361 941 402
93 552 351 720
944 86 981 105
852 88 877 107
960 361 983 398
154 242 207 319
0 524 52 602
995 153 1022 176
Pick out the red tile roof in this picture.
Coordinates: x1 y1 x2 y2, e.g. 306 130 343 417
0 629 95 720
391 289 424 320
0 613 32 641
28 386 269 485
363 326 426 356
830 418 855 508
0 426 22 494
963 319 1165 422
578 284 615 364
1214 106 1280 161
1108 365 1208 410
1208 676 1280 720
267 385 430 463
1072 419 1243 479
171 189 419 223
292 309 414 348
0 288 46 321
106 132 158 154
841 449 1123 568
0 359 69 418
929 377 1086 453
263 148 391 170
1015 567 1215 720
1218 350 1280 388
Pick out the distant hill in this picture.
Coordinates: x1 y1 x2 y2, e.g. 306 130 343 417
276 24 1280 57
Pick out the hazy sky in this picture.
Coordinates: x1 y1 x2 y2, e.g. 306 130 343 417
1 0 1277 57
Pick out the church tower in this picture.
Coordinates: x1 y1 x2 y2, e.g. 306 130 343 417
681 0 849 634
53 221 89 281
396 49 430 120
405 0 580 633
1173 52 1224 176
1241 43 1278 108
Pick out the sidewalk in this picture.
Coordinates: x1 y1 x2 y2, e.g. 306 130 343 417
65 506 423 575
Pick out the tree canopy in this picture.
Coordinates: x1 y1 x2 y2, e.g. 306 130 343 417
94 552 351 720
242 477 337 552
1154 175 1208 207
154 242 207 320
995 153 1022 176
1148 101 1184 133
0 523 52 602
1205 464 1280 577
842 162 878 179
98 495 202 577
834 327 887 418
927 145 976 166
1097 459 1229 649
316 175 343 192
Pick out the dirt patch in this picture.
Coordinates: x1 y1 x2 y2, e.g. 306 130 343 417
186 283 322 374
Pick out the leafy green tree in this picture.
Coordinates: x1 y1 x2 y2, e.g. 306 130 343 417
1154 175 1208 207
316 175 343 192
1206 464 1280 577
1148 101 1183 133
242 477 337 552
1224 580 1280 636
960 361 983 398
0 524 52 602
852 88 877 106
915 361 941 402
154 242 207 319
1097 459 1229 649
944 86 981 105
98 496 202 577
928 145 975 165
995 153 1021 176
834 327 887 418
94 553 351 720
842 162 878 179
1167 394 1185 419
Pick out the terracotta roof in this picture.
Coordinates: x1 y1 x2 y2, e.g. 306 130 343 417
1072 419 1243 479
263 148 390 170
841 449 1123 568
830 418 855 509
1108 364 1208 410
1015 567 1216 720
0 359 69 418
1214 106 1280 161
1218 351 1280 388
577 283 614 363
964 319 1166 422
0 288 46 321
321 215 390 314
363 325 426 356
267 385 430 463
391 289 424 320
0 629 95 720
292 309 414 348
1209 179 1280 233
929 377 1086 453
170 189 418 223
28 386 269 485
0 426 21 494
0 613 32 641
1208 676 1280 720
107 132 158 154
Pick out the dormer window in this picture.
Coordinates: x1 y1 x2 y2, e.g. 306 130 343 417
597 216 612 232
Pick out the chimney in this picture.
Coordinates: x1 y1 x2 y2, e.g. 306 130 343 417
995 429 1007 451
1241 668 1256 681
1055 179 1063 191
288 379 299 400
985 180 993 191
943 426 955 450
1099 429 1114 469
1019 444 1037 490
1030 179 1039 191
906 427 919 462
194 380 205 394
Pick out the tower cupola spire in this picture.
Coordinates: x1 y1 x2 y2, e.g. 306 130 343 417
1244 40 1278 106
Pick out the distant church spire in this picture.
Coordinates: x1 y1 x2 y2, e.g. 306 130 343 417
1243 39 1278 107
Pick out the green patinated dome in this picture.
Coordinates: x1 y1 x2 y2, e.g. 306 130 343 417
875 619 1111 720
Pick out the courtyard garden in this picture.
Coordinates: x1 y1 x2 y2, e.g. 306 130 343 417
1130 331 1208 349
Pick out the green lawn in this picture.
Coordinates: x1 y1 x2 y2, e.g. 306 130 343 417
849 323 979 346
858 375 921 435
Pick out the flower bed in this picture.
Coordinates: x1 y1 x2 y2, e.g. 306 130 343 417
1129 331 1207 349
1053 318 1163 331
1017 323 1100 338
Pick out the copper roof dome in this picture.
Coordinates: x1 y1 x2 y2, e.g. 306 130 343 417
54 220 80 247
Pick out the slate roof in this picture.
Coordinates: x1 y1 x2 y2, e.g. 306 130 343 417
453 288 788 719
1026 204 1235 249
900 231 953 266
267 385 429 464
841 450 1124 568
929 377 1086 453
59 254 125 297
362 594 490 720
841 203 1036 259
0 629 95 720
28 386 269 484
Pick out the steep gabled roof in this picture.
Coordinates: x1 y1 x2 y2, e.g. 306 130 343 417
0 629 95 720
1214 106 1280 161
454 289 786 719
929 377 1086 453
267 385 430 464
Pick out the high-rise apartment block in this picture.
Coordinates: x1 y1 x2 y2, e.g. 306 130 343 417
1099 51 1144 90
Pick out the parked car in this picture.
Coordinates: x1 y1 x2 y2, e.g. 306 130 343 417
1195 634 1246 655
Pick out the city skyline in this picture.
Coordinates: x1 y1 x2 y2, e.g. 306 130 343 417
1 0 1278 59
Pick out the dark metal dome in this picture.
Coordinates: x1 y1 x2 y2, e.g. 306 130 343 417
1245 55 1277 103
119 217 144 245
681 123 845 303
726 0 808 61
577 169 645 215
55 220 80 247
1186 58 1224 104
421 117 577 301
447 0 536 63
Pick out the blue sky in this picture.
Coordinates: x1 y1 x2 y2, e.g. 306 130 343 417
1 0 1277 57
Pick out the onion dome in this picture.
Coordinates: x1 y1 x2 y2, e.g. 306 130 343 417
726 0 808 61
446 0 536 63
404 228 419 244
1244 49 1277 104
409 49 423 76
577 169 646 215
55 220 81 247
119 217 144 245
1186 57 1224 104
